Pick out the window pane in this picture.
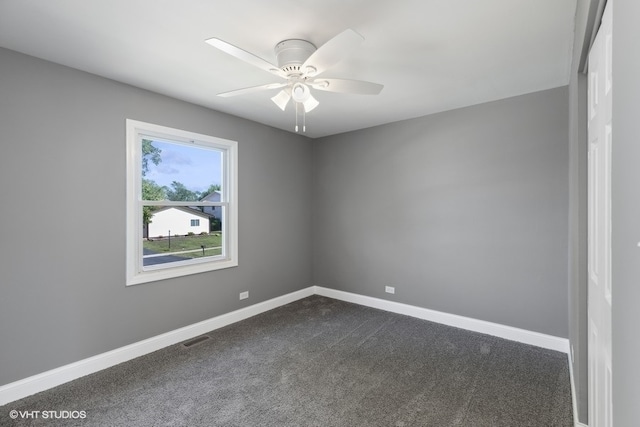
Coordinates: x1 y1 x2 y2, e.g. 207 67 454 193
142 206 223 267
141 137 223 202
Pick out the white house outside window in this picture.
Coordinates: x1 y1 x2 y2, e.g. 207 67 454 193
126 119 238 286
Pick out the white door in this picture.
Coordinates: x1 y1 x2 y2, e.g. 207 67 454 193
587 1 613 426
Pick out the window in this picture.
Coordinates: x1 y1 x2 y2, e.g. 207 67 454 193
126 119 238 286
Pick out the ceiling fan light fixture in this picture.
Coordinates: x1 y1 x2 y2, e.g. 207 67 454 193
206 28 383 133
271 89 291 111
302 93 319 112
291 83 310 102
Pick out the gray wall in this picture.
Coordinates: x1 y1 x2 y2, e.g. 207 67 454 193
312 87 569 338
0 48 313 386
612 0 640 424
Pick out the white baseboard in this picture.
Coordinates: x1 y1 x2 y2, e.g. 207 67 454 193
313 286 570 354
0 287 314 406
1 285 572 407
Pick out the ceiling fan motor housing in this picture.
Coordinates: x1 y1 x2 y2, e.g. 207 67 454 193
274 39 316 75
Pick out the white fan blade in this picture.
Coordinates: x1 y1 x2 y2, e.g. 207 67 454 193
302 93 319 113
309 78 383 95
206 37 286 79
301 29 364 76
271 89 291 111
218 82 287 98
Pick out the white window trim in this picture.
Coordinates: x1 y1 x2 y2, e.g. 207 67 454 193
125 119 238 286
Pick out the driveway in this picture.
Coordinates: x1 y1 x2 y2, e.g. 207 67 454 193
143 248 188 266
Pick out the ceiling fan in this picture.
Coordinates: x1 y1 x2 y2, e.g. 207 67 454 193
205 29 383 132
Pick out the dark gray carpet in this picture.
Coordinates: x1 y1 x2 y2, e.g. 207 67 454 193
1 296 573 426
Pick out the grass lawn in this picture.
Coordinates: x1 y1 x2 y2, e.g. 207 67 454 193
144 233 223 259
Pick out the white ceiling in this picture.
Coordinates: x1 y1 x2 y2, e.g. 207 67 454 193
0 0 578 138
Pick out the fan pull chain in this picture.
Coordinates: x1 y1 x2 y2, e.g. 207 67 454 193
295 102 299 133
303 108 306 133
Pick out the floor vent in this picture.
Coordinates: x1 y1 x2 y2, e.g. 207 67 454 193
182 335 210 348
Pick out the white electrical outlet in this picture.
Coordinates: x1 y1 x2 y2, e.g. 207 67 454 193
385 286 395 294
239 291 249 300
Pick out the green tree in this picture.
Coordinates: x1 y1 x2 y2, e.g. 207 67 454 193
165 181 199 201
142 139 162 177
142 179 166 225
141 140 164 226
200 183 222 198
